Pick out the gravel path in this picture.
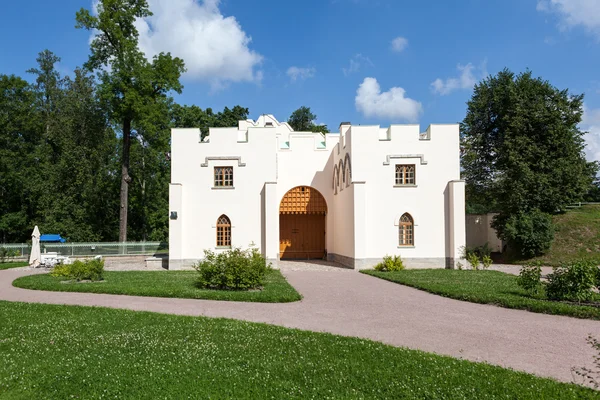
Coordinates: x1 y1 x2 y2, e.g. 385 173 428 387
1 263 600 385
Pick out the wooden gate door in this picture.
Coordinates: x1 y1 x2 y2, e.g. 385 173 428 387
279 214 325 259
279 186 327 260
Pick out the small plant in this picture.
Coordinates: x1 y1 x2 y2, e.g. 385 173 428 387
481 255 493 269
194 248 269 290
51 259 104 282
517 263 542 295
545 261 597 302
374 255 405 272
572 335 600 389
460 246 482 270
466 252 480 270
456 262 463 270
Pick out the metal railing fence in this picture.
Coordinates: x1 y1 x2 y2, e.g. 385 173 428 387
0 242 168 259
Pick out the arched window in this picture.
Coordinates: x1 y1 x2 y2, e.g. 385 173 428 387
398 213 414 246
216 215 231 247
344 153 351 187
333 165 339 195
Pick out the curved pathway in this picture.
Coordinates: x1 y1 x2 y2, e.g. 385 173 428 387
1 264 599 385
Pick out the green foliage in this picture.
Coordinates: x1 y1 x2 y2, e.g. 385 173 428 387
517 263 543 295
545 261 597 302
461 246 483 270
288 106 329 133
76 0 186 241
0 248 19 263
462 69 597 256
194 248 269 290
50 259 105 282
171 104 249 139
374 255 405 272
466 253 480 270
481 255 493 269
493 210 555 259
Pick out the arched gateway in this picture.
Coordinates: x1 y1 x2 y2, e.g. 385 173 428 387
279 186 327 259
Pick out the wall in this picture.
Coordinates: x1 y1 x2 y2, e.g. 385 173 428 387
344 124 463 269
169 115 464 270
466 213 503 253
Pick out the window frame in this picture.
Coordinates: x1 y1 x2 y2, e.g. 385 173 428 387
395 164 416 186
216 215 232 248
214 166 234 188
398 213 414 247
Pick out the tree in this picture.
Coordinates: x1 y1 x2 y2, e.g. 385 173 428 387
76 0 185 242
288 106 329 133
0 75 40 242
170 104 249 139
462 69 598 257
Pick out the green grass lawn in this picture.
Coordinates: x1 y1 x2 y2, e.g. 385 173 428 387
0 301 594 399
0 262 28 270
13 269 302 303
362 269 600 320
518 205 600 266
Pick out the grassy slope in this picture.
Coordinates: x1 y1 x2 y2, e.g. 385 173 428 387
0 262 28 270
0 301 595 399
13 269 302 303
522 205 600 266
362 269 600 320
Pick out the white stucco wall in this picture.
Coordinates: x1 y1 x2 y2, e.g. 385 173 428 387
169 115 464 270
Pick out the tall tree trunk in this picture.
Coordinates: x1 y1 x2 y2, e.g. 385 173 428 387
119 118 132 243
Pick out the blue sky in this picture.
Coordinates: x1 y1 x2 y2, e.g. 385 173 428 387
1 0 600 159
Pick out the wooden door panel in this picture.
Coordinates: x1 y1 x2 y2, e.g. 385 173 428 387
279 214 325 259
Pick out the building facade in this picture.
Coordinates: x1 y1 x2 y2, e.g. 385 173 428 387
169 115 465 270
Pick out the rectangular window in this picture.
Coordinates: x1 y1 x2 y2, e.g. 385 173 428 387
395 164 416 185
214 166 234 187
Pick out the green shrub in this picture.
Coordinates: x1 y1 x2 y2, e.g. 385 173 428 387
466 252 480 270
545 261 597 302
50 259 104 282
517 263 542 295
194 248 269 290
481 255 493 269
493 210 554 259
374 255 405 272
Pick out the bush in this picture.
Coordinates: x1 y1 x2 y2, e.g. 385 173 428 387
194 248 269 290
374 255 405 272
493 210 554 259
466 252 480 270
517 263 542 295
545 261 597 302
50 259 104 282
481 255 493 269
0 248 18 263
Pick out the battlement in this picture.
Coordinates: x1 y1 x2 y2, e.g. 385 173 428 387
171 116 458 156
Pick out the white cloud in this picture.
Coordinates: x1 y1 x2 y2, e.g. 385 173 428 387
131 0 263 89
537 0 600 38
391 37 408 53
582 105 600 162
342 54 374 76
431 62 486 96
355 77 423 122
286 66 316 82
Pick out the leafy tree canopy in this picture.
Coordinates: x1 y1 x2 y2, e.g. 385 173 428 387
462 69 598 216
76 0 186 242
288 106 329 133
461 69 598 257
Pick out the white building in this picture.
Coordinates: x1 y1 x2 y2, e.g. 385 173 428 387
169 115 465 270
